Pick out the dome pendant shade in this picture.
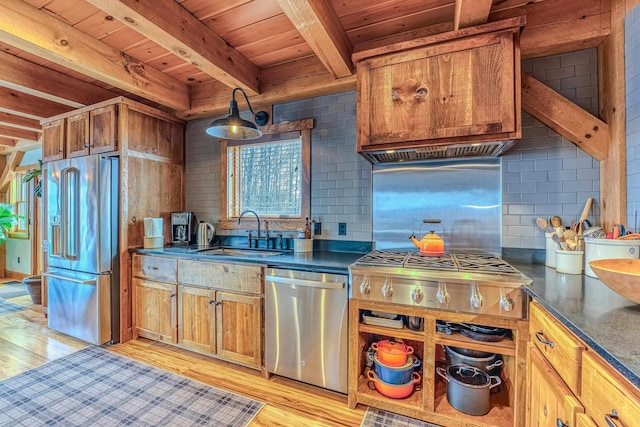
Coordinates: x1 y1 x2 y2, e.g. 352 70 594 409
205 88 269 140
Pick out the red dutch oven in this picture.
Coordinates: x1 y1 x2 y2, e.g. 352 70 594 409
370 339 414 367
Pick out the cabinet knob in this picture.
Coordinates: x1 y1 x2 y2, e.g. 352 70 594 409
170 293 175 298
215 301 221 306
605 410 620 427
58 149 62 153
84 144 90 148
208 299 215 305
556 418 568 427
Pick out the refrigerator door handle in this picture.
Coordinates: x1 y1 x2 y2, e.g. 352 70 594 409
61 167 80 260
43 272 97 285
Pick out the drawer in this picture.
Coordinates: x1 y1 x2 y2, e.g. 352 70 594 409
178 259 263 294
530 301 586 394
133 254 177 282
581 351 640 427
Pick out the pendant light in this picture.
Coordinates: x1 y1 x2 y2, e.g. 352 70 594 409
205 87 269 140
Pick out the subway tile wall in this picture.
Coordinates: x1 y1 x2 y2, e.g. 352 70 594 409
502 49 600 249
626 6 640 231
186 49 602 249
184 92 373 241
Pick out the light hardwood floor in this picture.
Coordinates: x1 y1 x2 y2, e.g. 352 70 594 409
0 280 366 426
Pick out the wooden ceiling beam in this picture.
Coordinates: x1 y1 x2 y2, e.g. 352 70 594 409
0 0 190 111
0 124 40 142
521 72 609 161
0 137 17 147
86 0 261 96
0 86 74 119
0 112 40 132
276 0 353 78
182 56 356 119
454 0 493 30
0 50 117 108
0 150 24 193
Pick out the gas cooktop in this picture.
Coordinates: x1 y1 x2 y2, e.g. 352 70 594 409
353 250 525 277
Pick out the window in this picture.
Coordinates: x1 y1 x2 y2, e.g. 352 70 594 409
220 119 312 231
8 172 29 238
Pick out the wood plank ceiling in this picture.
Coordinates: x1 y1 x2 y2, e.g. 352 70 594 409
0 0 614 157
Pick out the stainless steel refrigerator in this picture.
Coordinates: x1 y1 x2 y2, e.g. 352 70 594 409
43 154 119 345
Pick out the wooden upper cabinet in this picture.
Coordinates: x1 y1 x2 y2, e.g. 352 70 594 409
124 106 184 163
89 104 117 154
66 112 90 158
42 119 65 162
356 27 521 153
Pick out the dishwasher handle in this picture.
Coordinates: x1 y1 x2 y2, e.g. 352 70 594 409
266 275 345 290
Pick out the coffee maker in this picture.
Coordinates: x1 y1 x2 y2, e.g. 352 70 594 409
171 212 197 245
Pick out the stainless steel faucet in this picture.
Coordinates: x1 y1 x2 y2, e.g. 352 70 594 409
238 209 260 247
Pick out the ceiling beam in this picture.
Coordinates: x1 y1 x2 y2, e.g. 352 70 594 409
86 0 261 96
0 86 74 119
183 56 356 119
0 137 17 147
276 0 353 78
521 72 609 161
0 50 117 108
454 0 493 30
0 0 190 111
0 150 24 193
0 124 40 142
0 111 41 131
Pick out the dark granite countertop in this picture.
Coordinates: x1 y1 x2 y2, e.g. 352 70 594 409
131 245 365 274
511 261 640 388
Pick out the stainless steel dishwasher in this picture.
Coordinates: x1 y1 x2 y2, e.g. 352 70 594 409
265 268 348 394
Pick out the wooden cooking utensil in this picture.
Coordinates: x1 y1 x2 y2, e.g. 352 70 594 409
550 216 562 228
536 217 551 233
577 198 593 235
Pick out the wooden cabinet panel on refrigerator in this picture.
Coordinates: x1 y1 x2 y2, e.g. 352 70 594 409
178 285 216 354
528 344 585 427
66 112 90 158
42 119 65 162
216 291 262 368
89 104 117 154
134 278 177 343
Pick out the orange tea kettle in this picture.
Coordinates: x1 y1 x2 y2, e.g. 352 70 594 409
410 219 445 256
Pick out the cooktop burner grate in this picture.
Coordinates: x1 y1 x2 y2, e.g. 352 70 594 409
355 250 521 276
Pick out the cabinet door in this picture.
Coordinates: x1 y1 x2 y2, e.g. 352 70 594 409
66 112 90 158
134 278 177 343
42 119 65 162
90 104 117 153
528 345 585 427
158 119 184 162
361 31 516 147
126 107 158 155
216 291 262 368
178 285 216 354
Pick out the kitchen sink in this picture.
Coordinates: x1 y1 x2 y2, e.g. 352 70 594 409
198 247 283 257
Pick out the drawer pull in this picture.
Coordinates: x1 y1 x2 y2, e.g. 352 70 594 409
556 419 568 427
605 410 620 427
147 266 159 270
535 331 554 348
208 299 215 305
170 293 175 298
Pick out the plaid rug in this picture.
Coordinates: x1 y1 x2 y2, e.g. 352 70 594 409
0 281 29 300
0 298 27 316
360 408 441 427
0 346 264 426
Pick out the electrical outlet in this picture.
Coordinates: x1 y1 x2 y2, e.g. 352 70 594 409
338 223 346 235
313 222 322 235
17 257 20 264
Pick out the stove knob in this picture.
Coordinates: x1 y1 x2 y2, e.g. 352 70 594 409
382 278 393 298
359 277 371 295
412 288 424 304
436 283 450 305
500 296 515 312
470 286 485 309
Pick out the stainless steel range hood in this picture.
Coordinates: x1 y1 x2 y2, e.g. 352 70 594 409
359 140 516 164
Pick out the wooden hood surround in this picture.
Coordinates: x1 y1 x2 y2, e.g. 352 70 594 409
0 0 638 230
